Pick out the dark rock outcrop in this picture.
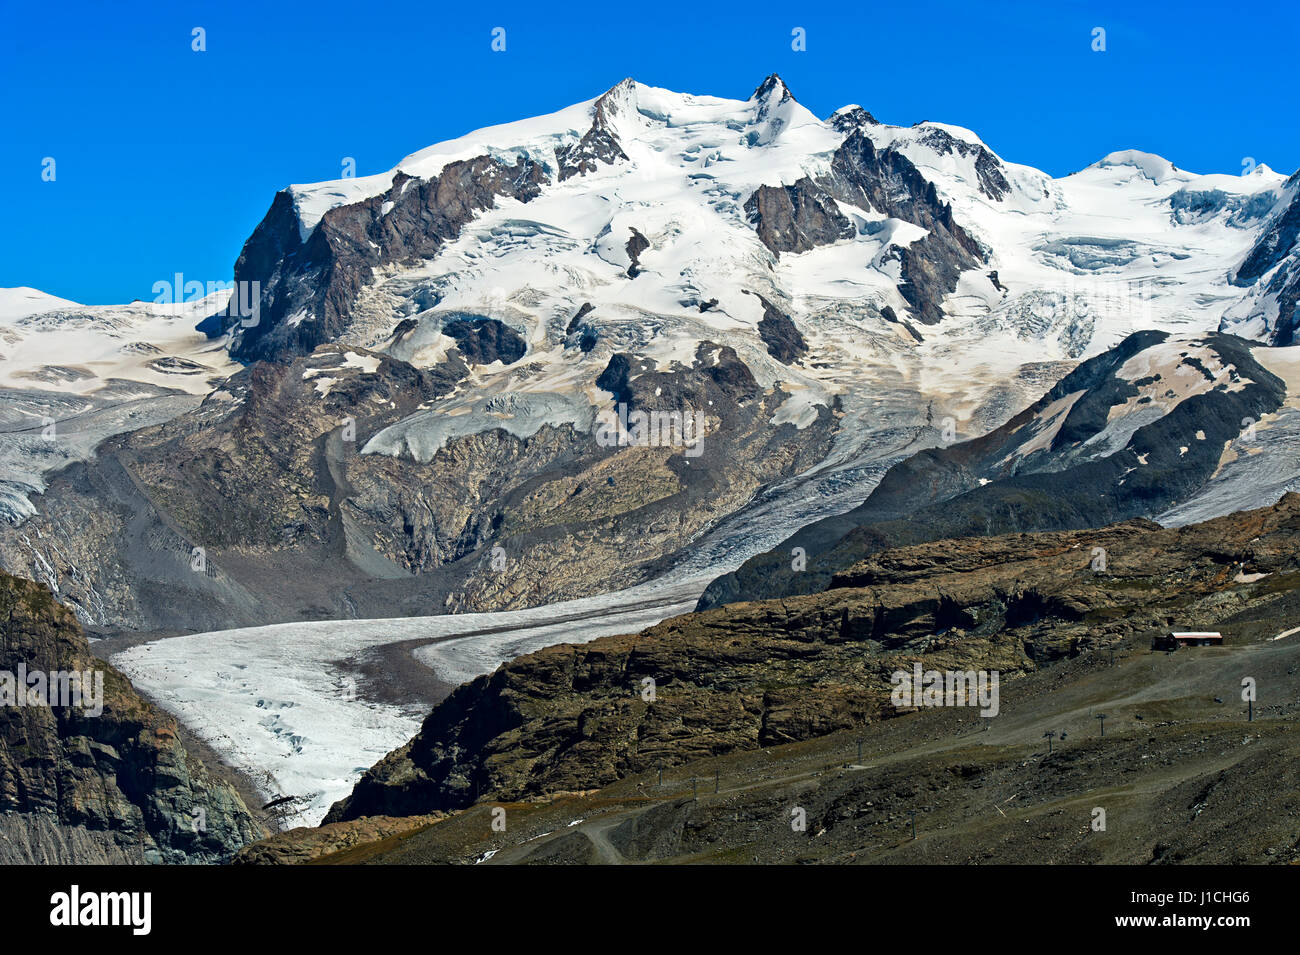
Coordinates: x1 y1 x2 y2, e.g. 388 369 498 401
565 302 595 336
564 303 599 352
0 572 265 863
556 79 633 181
595 353 635 405
818 129 986 324
625 228 650 278
230 157 548 363
442 317 526 365
914 126 1012 201
749 293 808 364
830 105 880 132
744 177 855 255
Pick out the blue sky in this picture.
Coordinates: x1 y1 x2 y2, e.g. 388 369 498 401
4 0 1298 305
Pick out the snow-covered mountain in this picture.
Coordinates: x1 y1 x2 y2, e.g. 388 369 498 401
3 75 1299 633
6 76 1300 828
230 74 1289 371
198 75 1297 493
0 290 238 521
1222 170 1300 345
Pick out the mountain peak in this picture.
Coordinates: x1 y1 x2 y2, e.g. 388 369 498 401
830 104 879 131
0 286 82 321
751 73 794 103
595 77 637 109
1083 149 1182 184
591 77 640 130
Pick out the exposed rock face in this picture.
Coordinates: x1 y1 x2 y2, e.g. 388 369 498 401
699 331 1287 609
1235 176 1300 288
818 127 986 324
0 345 467 631
0 336 834 629
0 572 264 863
914 126 1012 201
738 116 988 327
749 293 808 364
415 342 833 613
744 177 855 255
229 157 548 362
1229 172 1300 345
830 105 879 132
442 317 527 365
565 302 595 336
555 78 634 181
625 228 650 278
562 303 599 352
324 494 1300 822
595 352 635 405
751 73 792 106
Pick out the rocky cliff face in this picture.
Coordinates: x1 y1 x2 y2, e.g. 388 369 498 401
1226 171 1300 345
0 572 264 863
818 121 987 325
346 342 836 614
0 344 469 631
324 493 1300 823
744 178 855 256
228 157 549 363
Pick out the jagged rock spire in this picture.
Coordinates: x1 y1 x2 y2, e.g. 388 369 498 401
751 73 794 103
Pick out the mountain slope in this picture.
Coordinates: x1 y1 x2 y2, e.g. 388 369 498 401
698 331 1291 608
321 493 1300 826
0 292 240 523
0 571 264 862
1222 170 1300 345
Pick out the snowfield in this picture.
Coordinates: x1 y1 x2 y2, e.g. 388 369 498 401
0 291 239 522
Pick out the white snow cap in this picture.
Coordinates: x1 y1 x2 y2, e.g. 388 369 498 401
288 75 832 240
1083 150 1183 184
0 287 83 322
